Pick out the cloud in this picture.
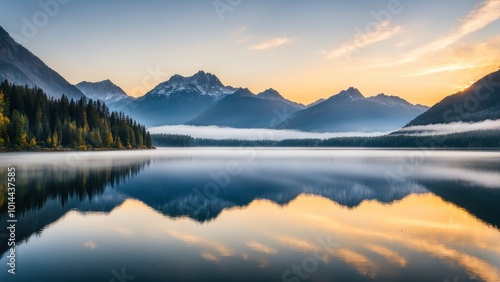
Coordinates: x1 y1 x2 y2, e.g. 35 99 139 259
334 248 378 277
236 35 252 44
248 37 292 50
168 231 234 256
273 235 317 252
322 21 401 59
238 26 247 33
364 244 407 267
402 35 500 77
404 63 476 77
148 125 391 141
246 241 278 255
392 0 500 65
83 241 97 249
398 119 500 136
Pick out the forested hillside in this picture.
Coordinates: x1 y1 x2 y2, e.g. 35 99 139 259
0 80 152 150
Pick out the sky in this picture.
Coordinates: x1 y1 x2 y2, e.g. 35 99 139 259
1 0 499 106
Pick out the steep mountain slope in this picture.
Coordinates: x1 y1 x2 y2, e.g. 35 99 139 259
0 26 83 99
188 88 303 128
405 69 500 126
279 87 428 132
126 71 237 126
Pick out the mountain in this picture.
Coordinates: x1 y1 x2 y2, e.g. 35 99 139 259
187 88 304 128
279 87 429 132
0 26 83 99
75 79 131 104
405 69 500 127
256 88 305 109
367 94 428 111
307 98 326 108
126 71 237 126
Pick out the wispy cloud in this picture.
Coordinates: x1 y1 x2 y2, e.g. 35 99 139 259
246 241 278 255
365 244 407 267
168 231 234 256
83 241 97 249
248 37 292 51
236 35 252 44
322 21 401 59
404 63 476 77
393 0 500 65
403 35 500 77
238 26 247 33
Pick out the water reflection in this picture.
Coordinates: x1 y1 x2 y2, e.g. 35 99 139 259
0 149 499 281
0 155 150 256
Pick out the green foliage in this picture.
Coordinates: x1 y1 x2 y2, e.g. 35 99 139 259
151 134 195 147
0 91 10 146
0 80 153 150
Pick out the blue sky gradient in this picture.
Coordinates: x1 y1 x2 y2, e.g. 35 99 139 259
1 0 499 105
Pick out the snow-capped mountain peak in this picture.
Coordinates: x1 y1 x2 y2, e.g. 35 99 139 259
147 71 237 99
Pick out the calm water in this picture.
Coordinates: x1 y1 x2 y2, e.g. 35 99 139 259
0 149 499 282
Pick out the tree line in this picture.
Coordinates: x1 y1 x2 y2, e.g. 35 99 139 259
0 80 153 150
152 130 500 148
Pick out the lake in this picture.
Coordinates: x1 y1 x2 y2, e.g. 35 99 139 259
1 149 499 282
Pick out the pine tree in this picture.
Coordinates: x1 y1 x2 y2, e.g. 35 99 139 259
104 131 113 148
0 80 154 150
0 91 10 147
114 136 124 149
9 110 28 148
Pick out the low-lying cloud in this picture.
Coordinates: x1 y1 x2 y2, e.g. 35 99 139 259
149 125 390 141
398 119 500 136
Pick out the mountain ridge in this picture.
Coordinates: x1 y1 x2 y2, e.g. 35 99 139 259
0 26 84 100
404 69 500 127
188 88 304 128
76 79 131 104
278 87 428 132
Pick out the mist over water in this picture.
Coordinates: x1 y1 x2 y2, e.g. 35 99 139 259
149 125 391 140
399 119 500 135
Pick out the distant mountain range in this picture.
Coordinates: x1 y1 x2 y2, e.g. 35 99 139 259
6 24 499 134
188 88 305 128
0 26 83 99
279 87 428 132
123 71 238 126
121 72 426 131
